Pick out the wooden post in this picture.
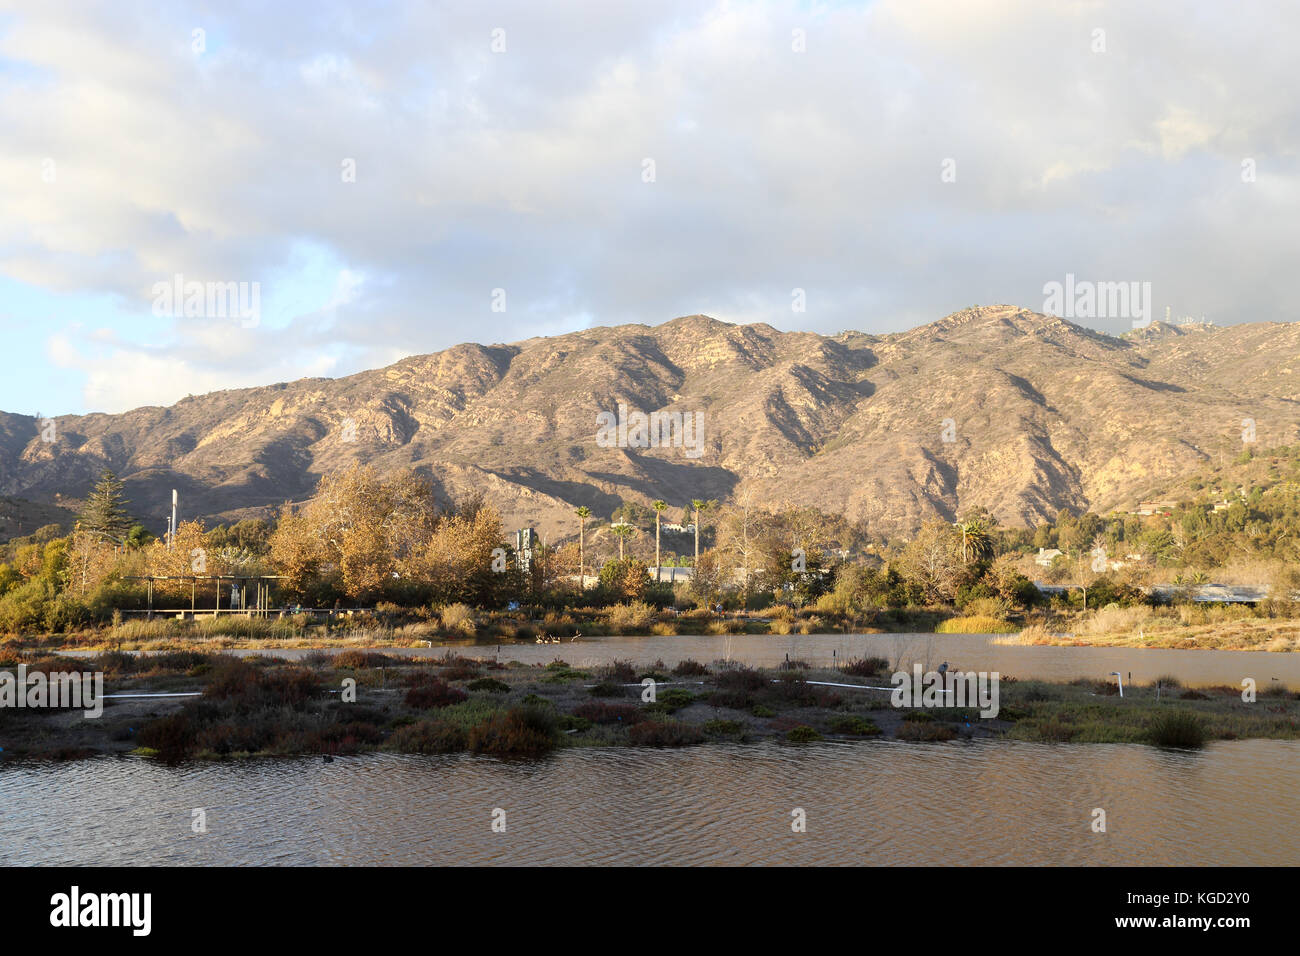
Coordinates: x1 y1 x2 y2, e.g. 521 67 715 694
147 578 154 620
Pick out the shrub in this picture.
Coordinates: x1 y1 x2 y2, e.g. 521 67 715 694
259 668 320 707
1029 717 1077 742
439 603 477 636
588 681 624 698
0 579 54 633
202 658 263 701
653 688 696 712
842 656 888 677
602 660 637 682
828 714 880 736
708 689 753 709
1148 711 1207 749
136 712 197 760
384 720 466 754
1078 604 1153 636
195 720 276 755
785 725 823 743
767 674 838 707
437 655 482 681
405 678 469 709
541 665 590 683
936 615 1019 634
960 596 1012 619
627 719 704 747
715 667 766 692
333 650 395 669
467 677 510 693
897 721 957 742
671 659 709 677
703 718 746 737
468 707 556 757
572 701 643 724
607 601 656 633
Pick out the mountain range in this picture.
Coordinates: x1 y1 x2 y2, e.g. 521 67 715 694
3 305 1298 543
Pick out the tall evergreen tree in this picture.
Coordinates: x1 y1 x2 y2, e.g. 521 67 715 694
79 470 133 544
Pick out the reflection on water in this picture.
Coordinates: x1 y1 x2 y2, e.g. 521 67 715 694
2 739 1296 865
240 632 1300 690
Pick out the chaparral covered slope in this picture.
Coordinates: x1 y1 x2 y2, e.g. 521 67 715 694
3 305 1297 541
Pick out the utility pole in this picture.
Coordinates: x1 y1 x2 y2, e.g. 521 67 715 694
169 489 178 550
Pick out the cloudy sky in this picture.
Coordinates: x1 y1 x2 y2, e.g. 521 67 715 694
1 0 1296 416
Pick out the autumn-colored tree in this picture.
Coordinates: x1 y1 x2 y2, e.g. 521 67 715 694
598 557 651 601
269 464 436 602
141 519 215 605
64 527 118 598
411 499 507 606
715 495 766 598
898 521 962 603
689 549 724 608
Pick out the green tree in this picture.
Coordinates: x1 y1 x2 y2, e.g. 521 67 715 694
575 506 591 588
79 470 132 544
652 499 668 582
611 523 636 560
691 498 708 567
954 517 992 564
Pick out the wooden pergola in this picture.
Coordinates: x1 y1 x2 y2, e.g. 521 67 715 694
124 574 286 619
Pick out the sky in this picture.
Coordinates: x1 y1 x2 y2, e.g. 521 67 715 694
0 0 1297 416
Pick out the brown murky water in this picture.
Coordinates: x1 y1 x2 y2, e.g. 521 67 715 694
239 632 1300 690
2 739 1296 865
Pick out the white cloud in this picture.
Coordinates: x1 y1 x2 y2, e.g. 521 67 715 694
1 0 1298 414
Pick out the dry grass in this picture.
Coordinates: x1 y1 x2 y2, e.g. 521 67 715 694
1077 604 1155 636
994 622 1054 645
935 615 1018 634
439 603 477 637
607 601 656 634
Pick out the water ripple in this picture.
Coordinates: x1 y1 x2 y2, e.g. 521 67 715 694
2 739 1297 865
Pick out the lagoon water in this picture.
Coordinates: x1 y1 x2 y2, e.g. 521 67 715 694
17 633 1298 865
238 632 1300 690
2 739 1297 866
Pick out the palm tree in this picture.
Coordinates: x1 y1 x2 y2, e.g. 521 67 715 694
652 500 668 581
692 499 707 567
575 506 591 588
954 517 990 564
612 523 636 560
